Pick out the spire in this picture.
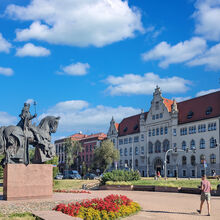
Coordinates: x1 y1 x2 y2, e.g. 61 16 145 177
153 85 162 97
171 99 178 113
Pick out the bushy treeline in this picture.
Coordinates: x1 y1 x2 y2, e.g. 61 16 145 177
101 170 141 184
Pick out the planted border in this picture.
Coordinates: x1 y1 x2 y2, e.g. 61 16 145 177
53 194 141 219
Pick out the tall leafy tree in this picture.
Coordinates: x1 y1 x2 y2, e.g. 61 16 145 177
64 138 82 171
92 139 119 173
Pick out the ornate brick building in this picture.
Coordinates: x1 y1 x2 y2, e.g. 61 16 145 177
107 87 219 178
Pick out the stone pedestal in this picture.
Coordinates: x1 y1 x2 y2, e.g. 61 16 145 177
3 164 53 200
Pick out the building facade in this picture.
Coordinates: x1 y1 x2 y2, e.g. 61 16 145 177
107 87 220 178
55 132 107 173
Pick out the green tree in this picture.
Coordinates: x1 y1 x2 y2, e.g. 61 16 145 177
0 154 4 178
45 156 59 178
64 138 82 171
29 147 35 163
92 139 119 173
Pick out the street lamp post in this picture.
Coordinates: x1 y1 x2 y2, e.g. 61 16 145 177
164 147 196 178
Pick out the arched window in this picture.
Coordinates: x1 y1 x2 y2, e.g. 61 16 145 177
124 148 128 156
182 141 186 151
155 141 161 153
191 155 196 166
120 149 123 156
210 154 216 164
210 137 216 148
200 139 205 149
148 142 153 154
129 147 132 156
135 147 139 155
182 156 187 165
163 139 169 152
200 155 205 164
190 140 195 150
135 159 138 167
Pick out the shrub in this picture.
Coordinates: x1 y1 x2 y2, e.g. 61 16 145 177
101 170 141 184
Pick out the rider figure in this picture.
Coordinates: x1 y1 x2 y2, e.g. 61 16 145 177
17 103 37 131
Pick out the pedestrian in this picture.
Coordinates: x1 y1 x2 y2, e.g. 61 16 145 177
197 174 211 216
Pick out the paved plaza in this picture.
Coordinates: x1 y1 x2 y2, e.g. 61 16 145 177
0 191 220 219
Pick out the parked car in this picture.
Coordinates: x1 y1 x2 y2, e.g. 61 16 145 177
63 170 80 179
83 173 99 180
55 174 64 180
70 173 81 179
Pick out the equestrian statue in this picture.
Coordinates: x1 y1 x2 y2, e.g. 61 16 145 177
0 102 60 166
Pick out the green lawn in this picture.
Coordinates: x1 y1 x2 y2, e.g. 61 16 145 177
0 212 36 220
106 177 220 190
53 179 100 190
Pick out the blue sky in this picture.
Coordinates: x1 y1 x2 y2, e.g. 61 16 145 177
0 0 219 139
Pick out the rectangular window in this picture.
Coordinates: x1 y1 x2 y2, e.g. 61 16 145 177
156 114 159 119
173 128 176 136
134 136 139 142
183 170 186 177
160 127 163 135
155 101 159 110
156 128 159 136
165 127 168 134
152 115 155 120
119 139 123 145
129 137 132 143
160 113 163 118
152 129 155 136
124 138 128 144
141 134 144 141
141 146 144 155
191 170 195 177
148 130 151 137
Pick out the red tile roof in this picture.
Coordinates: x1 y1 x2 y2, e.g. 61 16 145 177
118 112 148 137
163 98 173 112
177 91 220 124
115 123 119 131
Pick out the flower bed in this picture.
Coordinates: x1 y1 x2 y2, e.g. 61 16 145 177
53 194 141 219
53 189 91 194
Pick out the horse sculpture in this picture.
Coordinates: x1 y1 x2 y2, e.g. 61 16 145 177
0 113 60 166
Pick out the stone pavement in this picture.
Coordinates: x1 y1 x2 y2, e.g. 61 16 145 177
0 191 220 219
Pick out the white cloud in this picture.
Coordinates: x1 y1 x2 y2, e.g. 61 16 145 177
25 99 35 104
173 96 192 102
142 37 207 68
196 88 220 97
194 0 220 41
16 43 50 57
0 33 11 53
0 67 14 76
0 112 17 126
40 100 140 133
187 42 220 70
105 72 191 96
58 62 90 76
6 0 144 47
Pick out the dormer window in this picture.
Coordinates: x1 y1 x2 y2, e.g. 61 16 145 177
206 106 212 115
133 124 138 130
123 127 128 132
187 111 194 119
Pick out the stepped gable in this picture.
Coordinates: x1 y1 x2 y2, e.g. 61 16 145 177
118 112 148 137
163 98 173 112
177 90 220 124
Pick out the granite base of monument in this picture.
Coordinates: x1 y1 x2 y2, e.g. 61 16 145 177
3 164 53 200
